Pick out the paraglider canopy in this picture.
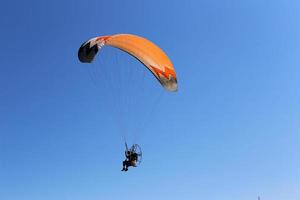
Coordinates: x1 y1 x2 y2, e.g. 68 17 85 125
78 41 98 63
78 34 178 92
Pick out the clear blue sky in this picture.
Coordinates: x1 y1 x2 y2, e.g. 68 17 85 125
1 0 300 200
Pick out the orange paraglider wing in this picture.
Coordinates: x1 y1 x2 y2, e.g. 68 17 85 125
78 34 178 92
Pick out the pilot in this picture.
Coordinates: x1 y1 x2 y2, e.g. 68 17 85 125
122 150 138 171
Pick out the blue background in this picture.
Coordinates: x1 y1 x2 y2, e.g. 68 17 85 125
0 0 300 200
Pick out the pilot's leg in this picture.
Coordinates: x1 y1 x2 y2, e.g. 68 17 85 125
122 160 126 171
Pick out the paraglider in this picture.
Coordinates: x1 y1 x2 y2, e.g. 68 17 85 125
78 34 178 91
121 143 142 171
78 33 177 171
